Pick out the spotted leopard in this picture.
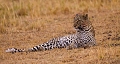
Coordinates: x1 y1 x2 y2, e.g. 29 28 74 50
6 13 96 53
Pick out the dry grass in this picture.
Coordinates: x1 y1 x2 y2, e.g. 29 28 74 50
0 0 120 33
0 0 120 64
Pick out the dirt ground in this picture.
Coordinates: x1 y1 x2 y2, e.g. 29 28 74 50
0 10 120 64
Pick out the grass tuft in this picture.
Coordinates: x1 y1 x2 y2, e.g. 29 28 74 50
0 24 6 34
17 8 28 16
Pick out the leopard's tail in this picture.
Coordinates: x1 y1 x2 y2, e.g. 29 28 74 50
5 48 25 53
5 44 45 53
5 41 57 53
5 37 72 53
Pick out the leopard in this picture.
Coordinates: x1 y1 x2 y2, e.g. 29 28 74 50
6 13 96 53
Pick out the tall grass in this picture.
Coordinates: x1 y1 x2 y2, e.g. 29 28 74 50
0 0 120 33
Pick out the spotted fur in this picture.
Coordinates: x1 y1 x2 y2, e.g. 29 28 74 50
6 13 96 53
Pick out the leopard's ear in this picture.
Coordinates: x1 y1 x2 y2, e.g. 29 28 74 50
83 13 88 20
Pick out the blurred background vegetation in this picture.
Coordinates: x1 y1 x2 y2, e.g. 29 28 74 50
0 0 120 33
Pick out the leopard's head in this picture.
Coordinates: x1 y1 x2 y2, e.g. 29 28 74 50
73 13 91 31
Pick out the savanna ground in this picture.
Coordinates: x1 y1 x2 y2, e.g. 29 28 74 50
0 0 120 64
